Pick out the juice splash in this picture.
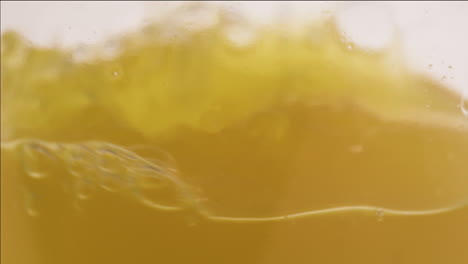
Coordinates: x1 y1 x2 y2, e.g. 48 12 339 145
1 5 468 264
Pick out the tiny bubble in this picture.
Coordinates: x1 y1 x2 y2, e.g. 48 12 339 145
460 95 468 117
349 144 364 153
24 189 39 217
376 208 385 222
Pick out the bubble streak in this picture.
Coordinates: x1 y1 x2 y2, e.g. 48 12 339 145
2 138 468 223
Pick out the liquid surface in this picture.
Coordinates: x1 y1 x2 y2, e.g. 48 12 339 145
1 5 468 264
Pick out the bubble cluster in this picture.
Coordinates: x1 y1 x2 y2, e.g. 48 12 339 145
4 139 203 215
20 141 57 179
2 138 467 223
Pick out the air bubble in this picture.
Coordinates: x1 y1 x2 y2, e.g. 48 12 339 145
62 145 96 178
74 179 96 200
98 171 130 192
349 144 364 153
133 166 194 213
136 189 183 212
186 213 202 227
134 168 170 189
128 145 179 172
375 208 385 222
108 66 123 80
24 189 39 217
70 161 98 200
98 148 127 170
460 94 468 117
94 149 135 191
21 143 57 179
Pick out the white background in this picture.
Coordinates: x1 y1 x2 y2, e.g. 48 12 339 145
2 1 468 97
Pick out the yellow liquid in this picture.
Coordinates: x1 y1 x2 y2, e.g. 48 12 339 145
2 8 468 264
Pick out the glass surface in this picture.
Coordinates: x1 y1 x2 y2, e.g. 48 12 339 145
1 2 468 264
